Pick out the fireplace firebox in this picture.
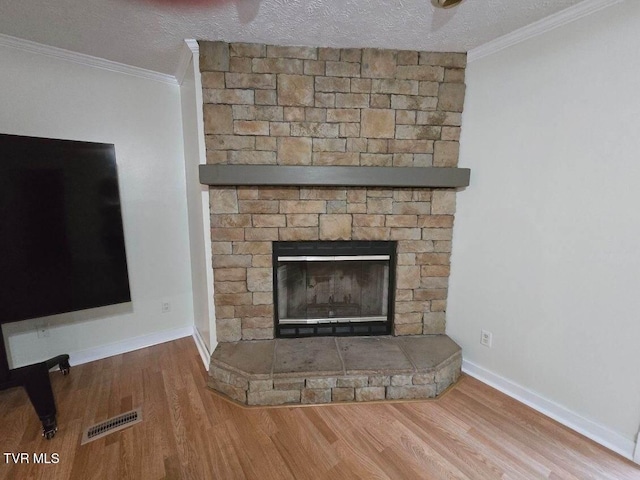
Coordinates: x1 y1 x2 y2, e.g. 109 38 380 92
273 241 396 338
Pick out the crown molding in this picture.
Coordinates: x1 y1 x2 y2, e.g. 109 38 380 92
175 39 199 86
468 0 624 63
0 33 178 85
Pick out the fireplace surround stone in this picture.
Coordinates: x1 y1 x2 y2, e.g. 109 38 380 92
210 185 456 341
199 41 467 404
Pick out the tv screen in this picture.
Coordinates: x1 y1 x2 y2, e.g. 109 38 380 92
0 134 131 323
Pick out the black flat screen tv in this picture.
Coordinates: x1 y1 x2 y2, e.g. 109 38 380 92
0 134 131 324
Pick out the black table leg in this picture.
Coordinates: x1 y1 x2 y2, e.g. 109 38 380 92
1 329 70 439
21 362 58 439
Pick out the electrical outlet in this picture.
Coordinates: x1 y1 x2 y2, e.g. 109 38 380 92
36 324 50 338
161 302 171 314
480 329 492 348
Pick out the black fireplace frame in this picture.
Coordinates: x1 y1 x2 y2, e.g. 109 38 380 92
272 240 396 338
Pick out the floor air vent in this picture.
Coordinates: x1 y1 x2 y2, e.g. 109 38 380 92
81 407 142 445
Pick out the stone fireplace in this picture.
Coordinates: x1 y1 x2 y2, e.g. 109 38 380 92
199 41 467 405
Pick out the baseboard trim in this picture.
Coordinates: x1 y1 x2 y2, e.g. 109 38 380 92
68 326 193 367
462 359 636 461
192 326 211 371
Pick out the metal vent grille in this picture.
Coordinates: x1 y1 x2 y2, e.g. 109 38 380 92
81 407 142 445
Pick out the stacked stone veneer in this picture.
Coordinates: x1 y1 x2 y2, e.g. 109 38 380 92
211 356 461 406
199 41 466 342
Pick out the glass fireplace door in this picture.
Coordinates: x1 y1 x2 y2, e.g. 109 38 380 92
277 255 390 324
273 241 396 338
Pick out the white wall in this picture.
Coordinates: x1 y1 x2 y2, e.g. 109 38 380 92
449 1 640 458
179 42 216 360
0 44 194 367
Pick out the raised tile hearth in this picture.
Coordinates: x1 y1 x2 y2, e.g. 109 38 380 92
208 335 461 405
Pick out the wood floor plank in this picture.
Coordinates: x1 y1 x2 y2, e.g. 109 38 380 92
389 403 505 479
1 337 638 480
224 415 291 480
419 398 541 480
464 378 633 479
442 394 555 478
445 389 585 480
195 422 244 480
352 410 470 480
324 459 368 479
299 407 339 445
267 408 336 479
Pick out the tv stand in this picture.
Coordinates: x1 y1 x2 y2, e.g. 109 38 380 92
0 328 70 439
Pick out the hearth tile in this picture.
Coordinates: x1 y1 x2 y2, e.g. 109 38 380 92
306 377 337 389
396 335 461 371
273 378 305 390
335 376 368 388
337 336 414 374
412 372 436 384
435 355 462 394
386 384 436 400
211 340 275 377
273 337 343 377
368 375 390 387
390 374 413 386
247 389 301 406
301 388 332 404
332 387 355 402
355 387 385 402
208 379 247 404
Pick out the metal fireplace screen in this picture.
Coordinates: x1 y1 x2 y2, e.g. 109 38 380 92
273 241 396 338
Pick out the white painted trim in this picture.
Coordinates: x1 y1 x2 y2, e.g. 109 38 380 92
634 430 640 464
189 41 218 350
468 0 624 63
181 37 214 367
67 326 192 367
192 326 211 371
462 359 636 461
175 39 199 86
0 33 178 85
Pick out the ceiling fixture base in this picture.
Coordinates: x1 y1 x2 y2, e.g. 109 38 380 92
431 0 465 9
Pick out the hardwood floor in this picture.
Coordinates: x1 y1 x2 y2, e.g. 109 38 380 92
0 337 637 479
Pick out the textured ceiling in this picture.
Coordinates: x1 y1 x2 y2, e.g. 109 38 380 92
0 0 588 76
